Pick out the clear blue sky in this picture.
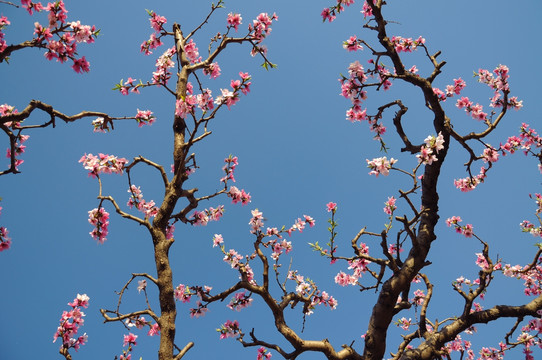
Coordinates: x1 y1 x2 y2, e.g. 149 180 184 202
1 1 541 359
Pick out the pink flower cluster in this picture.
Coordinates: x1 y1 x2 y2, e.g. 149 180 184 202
221 155 238 183
0 15 10 53
442 335 474 359
249 12 278 44
453 276 480 291
118 333 138 360
343 35 363 52
396 317 412 331
152 47 176 86
6 134 29 170
184 39 201 63
362 0 376 17
174 284 192 303
227 13 242 31
175 81 216 119
190 301 209 318
335 248 370 286
390 35 425 53
270 238 292 261
520 220 542 238
135 109 155 127
310 290 338 312
113 77 142 96
500 124 542 168
411 289 425 306
127 185 158 219
320 0 358 22
445 78 466 97
203 62 221 79
214 72 252 110
217 320 240 340
475 253 490 270
0 103 17 118
433 78 467 103
366 156 397 176
125 315 160 337
79 153 128 178
88 207 109 243
456 96 488 122
501 262 542 297
340 59 389 140
16 1 98 73
149 11 166 32
257 347 272 360
446 216 473 238
326 202 337 213
417 132 445 165
287 270 338 314
221 247 255 284
191 205 224 226
53 294 89 353
286 215 315 236
0 206 10 252
228 186 251 205
212 233 224 247
249 209 264 234
0 224 10 252
140 10 166 55
383 196 396 215
457 65 522 123
227 291 253 311
454 168 487 193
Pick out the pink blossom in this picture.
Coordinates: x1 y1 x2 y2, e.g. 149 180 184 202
174 284 192 303
227 186 251 205
147 323 160 336
456 96 473 109
190 301 208 318
22 0 44 15
482 147 499 163
326 202 337 212
249 209 264 234
135 109 155 127
68 294 90 308
343 35 363 52
149 11 167 32
411 289 425 305
257 347 272 360
203 62 221 79
0 226 10 252
227 291 253 311
227 13 242 31
87 207 109 243
123 333 137 347
141 32 163 55
390 35 425 53
151 47 175 85
184 39 201 63
53 294 89 352
397 317 412 331
383 196 396 215
79 153 128 178
249 12 278 43
218 320 240 339
137 280 147 293
321 8 336 22
366 156 397 176
212 234 224 247
335 271 354 286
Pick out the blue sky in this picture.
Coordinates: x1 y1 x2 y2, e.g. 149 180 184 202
1 1 542 359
